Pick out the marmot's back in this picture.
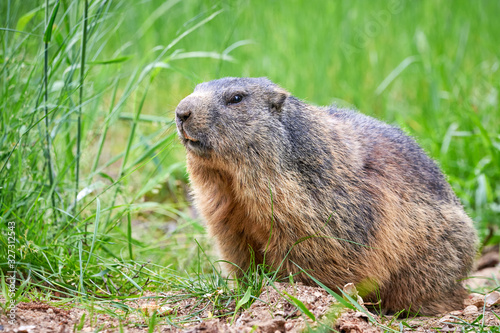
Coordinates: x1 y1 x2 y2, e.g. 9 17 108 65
331 108 457 203
175 77 477 315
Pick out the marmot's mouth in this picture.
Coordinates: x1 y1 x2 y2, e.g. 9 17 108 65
179 127 210 156
182 128 199 142
185 135 210 157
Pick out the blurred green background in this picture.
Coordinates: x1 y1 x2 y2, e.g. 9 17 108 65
106 0 500 238
1 0 499 299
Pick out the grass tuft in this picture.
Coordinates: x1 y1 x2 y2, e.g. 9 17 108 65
0 0 232 309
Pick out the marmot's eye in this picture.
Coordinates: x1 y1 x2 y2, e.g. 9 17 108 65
227 94 243 105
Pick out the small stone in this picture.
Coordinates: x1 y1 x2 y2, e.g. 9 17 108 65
274 310 285 317
47 308 54 315
463 305 478 315
466 293 485 307
485 291 500 307
16 326 36 333
439 315 454 323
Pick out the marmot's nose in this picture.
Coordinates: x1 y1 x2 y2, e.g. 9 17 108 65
176 108 192 123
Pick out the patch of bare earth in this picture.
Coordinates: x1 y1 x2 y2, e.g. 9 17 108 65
2 249 500 332
181 282 335 333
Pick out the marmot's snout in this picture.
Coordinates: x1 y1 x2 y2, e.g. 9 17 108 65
175 94 211 156
176 106 192 124
175 97 195 139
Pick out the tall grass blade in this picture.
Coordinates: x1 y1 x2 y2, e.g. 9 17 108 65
78 239 86 296
76 0 89 213
43 0 58 221
375 56 419 95
43 0 60 43
159 9 223 59
84 198 101 271
127 211 133 260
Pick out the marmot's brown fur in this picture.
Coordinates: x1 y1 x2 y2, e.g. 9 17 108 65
175 77 477 315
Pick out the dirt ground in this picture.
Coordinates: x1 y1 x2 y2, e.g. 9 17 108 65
1 248 500 333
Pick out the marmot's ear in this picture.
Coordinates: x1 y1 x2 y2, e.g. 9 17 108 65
269 87 289 112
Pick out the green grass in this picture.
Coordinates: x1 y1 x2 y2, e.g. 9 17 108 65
0 0 222 315
1 0 499 330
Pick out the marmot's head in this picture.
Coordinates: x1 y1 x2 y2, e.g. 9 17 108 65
175 77 289 161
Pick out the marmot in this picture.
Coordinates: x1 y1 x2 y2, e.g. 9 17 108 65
175 77 477 315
